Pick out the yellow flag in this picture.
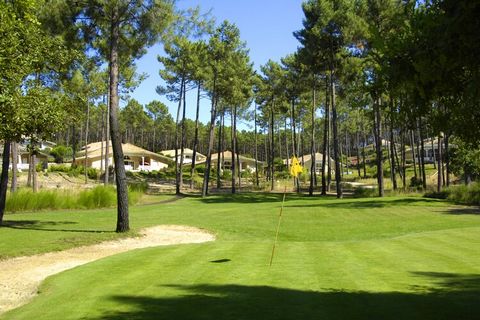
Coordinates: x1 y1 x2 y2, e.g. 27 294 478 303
289 156 303 177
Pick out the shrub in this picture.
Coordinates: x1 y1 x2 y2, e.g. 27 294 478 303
6 189 76 212
49 145 73 163
221 169 232 180
128 180 149 193
424 190 450 199
6 186 143 212
353 187 378 198
410 176 423 188
77 186 116 209
49 164 71 173
275 170 291 180
448 183 480 206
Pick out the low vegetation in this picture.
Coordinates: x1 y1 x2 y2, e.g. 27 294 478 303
5 186 143 212
425 182 480 206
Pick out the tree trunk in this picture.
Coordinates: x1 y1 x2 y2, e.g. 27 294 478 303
190 82 201 189
236 135 241 191
345 131 350 177
437 134 443 192
10 142 17 193
356 132 361 178
231 106 237 194
216 111 223 189
32 154 38 193
71 126 77 168
418 119 427 190
0 141 11 225
104 89 110 185
27 152 32 187
202 73 218 197
389 99 397 190
254 105 259 187
410 130 417 180
221 112 225 178
179 80 187 191
270 103 275 191
285 118 290 171
362 132 367 178
109 10 129 232
331 71 342 198
321 74 329 195
401 131 407 188
84 100 90 184
174 76 185 195
100 108 105 175
374 97 384 197
431 135 436 169
291 99 299 192
445 133 450 186
309 82 316 196
291 99 297 157
327 114 332 192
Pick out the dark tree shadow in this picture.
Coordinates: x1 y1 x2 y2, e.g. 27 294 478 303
95 272 480 320
285 198 436 209
199 193 327 205
0 220 114 233
441 207 480 215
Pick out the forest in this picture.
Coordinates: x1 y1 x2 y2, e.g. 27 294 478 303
1 0 479 232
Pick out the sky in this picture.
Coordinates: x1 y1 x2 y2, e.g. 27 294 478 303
131 0 305 129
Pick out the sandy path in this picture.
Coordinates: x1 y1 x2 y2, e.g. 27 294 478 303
0 225 215 315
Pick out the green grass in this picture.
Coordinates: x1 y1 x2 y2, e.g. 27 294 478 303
2 194 480 319
5 186 144 213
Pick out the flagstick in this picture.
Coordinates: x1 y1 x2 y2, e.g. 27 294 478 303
269 186 287 266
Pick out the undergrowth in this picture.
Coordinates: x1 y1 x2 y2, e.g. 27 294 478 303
6 186 143 212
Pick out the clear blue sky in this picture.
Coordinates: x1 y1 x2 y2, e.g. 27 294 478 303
131 0 305 128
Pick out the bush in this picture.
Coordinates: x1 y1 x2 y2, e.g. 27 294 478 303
447 183 480 206
275 170 291 180
49 145 73 163
353 187 378 198
77 186 117 209
128 180 149 193
6 186 143 212
49 164 71 173
424 190 450 199
410 176 423 188
221 169 232 180
49 165 98 180
6 189 76 212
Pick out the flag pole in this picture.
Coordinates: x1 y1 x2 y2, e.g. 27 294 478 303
269 186 287 266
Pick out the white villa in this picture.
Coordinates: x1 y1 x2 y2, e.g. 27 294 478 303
284 153 335 174
211 151 264 172
74 141 171 172
159 148 206 165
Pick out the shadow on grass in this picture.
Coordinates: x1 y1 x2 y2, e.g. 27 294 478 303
441 207 480 215
96 272 480 320
285 197 439 209
0 220 114 233
198 192 325 204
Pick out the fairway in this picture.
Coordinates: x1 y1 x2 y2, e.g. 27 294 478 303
2 194 480 319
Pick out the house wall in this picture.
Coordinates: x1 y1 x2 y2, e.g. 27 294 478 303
91 157 113 170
